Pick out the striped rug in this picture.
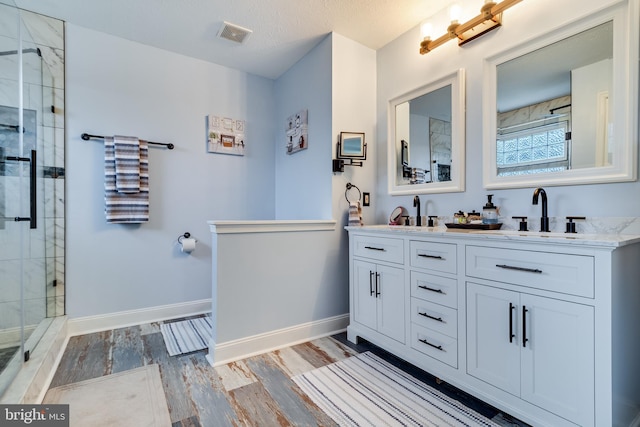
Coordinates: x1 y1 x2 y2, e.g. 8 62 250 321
293 351 501 427
160 316 212 356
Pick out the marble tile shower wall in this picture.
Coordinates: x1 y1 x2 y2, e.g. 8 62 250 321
0 6 65 337
429 117 452 182
498 95 572 129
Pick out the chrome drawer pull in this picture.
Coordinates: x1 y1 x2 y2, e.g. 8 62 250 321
496 264 542 274
418 285 444 294
418 311 443 322
364 246 385 251
418 253 444 260
419 339 443 351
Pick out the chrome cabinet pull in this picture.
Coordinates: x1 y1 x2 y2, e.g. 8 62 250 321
496 264 542 274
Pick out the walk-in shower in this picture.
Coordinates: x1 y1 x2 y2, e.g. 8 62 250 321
0 1 65 399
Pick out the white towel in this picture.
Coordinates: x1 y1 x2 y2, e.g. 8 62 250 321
105 137 149 223
113 135 141 193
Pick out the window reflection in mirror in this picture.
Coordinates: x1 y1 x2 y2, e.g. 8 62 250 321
388 69 465 195
495 21 613 177
483 0 637 190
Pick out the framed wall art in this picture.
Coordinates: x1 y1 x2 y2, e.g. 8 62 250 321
206 114 245 156
285 109 308 155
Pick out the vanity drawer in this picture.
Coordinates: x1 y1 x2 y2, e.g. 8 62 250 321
411 271 457 309
352 235 404 264
411 324 457 368
466 245 594 298
411 298 457 338
410 241 457 274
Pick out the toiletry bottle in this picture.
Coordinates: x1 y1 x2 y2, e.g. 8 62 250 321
482 195 499 224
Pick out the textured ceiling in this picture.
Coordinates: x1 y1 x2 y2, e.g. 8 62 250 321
14 0 455 79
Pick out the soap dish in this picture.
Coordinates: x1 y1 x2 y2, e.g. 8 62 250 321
445 222 503 230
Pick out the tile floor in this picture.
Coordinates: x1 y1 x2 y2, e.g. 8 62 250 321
48 317 529 426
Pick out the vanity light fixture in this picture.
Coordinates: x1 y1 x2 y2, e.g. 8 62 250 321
419 0 522 55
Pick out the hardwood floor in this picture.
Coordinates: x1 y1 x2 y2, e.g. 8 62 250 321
49 317 529 426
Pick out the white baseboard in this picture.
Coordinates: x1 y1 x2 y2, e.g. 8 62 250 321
206 314 349 367
67 299 212 336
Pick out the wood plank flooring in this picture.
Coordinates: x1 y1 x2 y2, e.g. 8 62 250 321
49 317 529 426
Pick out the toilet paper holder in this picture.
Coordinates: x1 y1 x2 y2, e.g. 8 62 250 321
177 232 197 254
177 232 191 243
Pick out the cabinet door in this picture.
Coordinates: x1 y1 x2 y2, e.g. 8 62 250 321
520 294 594 426
353 259 378 331
377 264 405 343
466 282 520 396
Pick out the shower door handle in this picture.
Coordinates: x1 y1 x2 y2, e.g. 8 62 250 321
5 149 36 229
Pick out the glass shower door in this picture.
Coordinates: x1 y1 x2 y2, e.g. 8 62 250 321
0 2 47 397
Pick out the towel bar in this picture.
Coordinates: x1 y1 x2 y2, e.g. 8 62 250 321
81 133 174 150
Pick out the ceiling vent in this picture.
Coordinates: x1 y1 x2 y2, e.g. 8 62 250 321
217 21 252 44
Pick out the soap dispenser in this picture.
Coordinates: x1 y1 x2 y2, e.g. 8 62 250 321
482 194 499 224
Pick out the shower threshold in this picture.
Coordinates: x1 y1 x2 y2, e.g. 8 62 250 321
0 316 67 404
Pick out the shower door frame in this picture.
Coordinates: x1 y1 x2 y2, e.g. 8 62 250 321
0 2 65 399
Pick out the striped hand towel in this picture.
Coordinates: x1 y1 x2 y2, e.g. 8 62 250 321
105 136 149 223
113 135 141 193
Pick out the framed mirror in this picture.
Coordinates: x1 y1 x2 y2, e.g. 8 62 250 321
483 2 638 189
388 69 465 195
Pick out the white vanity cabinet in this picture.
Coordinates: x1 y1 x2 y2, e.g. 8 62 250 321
467 282 594 426
466 244 596 426
350 235 405 344
409 240 459 368
346 226 640 427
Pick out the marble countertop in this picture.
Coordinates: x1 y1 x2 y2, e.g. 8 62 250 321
345 225 640 248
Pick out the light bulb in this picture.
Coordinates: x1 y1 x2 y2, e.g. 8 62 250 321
449 3 462 23
420 22 433 40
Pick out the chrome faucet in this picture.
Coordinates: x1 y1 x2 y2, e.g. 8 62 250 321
532 187 550 232
413 195 422 226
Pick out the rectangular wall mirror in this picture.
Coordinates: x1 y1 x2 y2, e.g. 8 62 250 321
388 69 465 195
482 1 638 189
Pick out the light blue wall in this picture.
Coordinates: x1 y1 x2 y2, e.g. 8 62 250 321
65 24 276 318
274 36 333 220
375 0 640 227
